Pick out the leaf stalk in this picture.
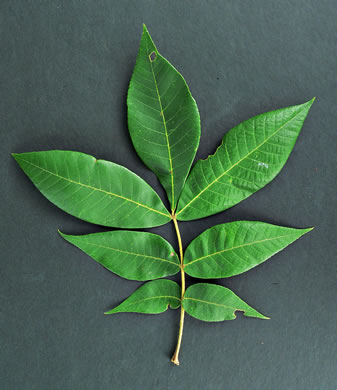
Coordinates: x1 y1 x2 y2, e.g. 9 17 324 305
171 215 185 366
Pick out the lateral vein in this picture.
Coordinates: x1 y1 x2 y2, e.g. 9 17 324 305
67 238 179 266
147 39 175 209
177 107 306 215
16 156 170 218
184 233 300 267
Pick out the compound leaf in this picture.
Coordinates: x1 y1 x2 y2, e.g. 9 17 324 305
127 24 201 211
105 279 181 315
184 221 312 279
12 151 171 228
59 230 180 281
176 99 314 220
183 283 269 322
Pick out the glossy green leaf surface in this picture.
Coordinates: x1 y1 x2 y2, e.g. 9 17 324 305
127 25 201 210
105 279 181 315
183 283 269 322
176 99 314 221
184 221 312 279
59 230 180 281
12 151 171 228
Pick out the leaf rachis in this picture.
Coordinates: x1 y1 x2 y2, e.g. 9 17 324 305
170 215 186 366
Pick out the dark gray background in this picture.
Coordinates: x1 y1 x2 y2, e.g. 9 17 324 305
1 1 336 389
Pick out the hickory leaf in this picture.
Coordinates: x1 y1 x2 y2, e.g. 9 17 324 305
12 24 315 366
184 221 312 279
12 150 170 228
176 99 314 221
127 25 201 210
105 279 181 314
183 283 269 322
59 230 180 281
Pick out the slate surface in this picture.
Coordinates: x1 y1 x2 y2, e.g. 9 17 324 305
1 1 336 389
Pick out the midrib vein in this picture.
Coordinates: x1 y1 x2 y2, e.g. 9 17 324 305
69 238 179 266
112 295 181 311
183 296 237 311
184 233 300 267
17 157 170 218
147 41 175 208
177 108 306 215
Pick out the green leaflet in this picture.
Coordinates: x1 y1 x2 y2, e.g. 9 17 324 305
183 283 269 322
59 230 180 281
184 221 312 279
12 151 171 228
127 24 201 210
105 279 181 314
176 99 315 221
